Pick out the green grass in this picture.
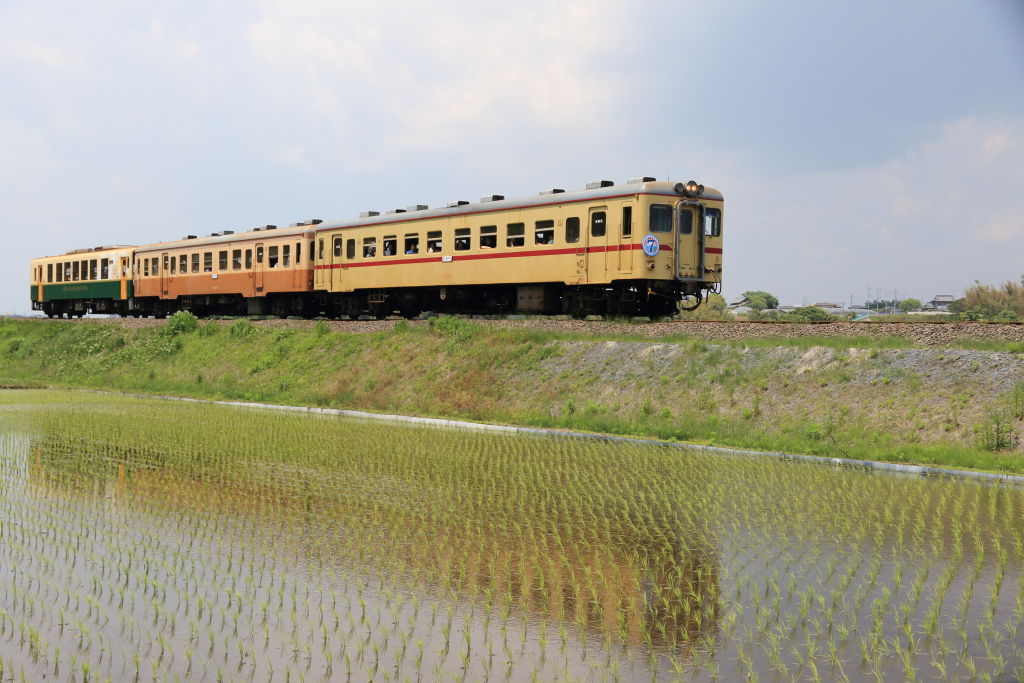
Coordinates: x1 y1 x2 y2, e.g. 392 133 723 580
0 317 1021 473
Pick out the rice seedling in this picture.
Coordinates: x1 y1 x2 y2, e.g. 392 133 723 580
0 389 1022 680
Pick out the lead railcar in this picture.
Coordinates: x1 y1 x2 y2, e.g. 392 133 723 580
312 178 722 319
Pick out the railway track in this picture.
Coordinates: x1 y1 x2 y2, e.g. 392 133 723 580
13 316 1024 346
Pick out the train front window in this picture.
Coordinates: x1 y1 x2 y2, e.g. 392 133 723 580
680 209 693 235
703 208 722 237
649 204 673 233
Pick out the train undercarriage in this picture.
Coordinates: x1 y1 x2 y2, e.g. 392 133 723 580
41 280 705 320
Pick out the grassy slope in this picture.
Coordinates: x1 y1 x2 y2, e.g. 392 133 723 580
1 317 1022 473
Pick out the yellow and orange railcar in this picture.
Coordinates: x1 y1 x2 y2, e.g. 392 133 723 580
312 178 723 319
131 225 317 317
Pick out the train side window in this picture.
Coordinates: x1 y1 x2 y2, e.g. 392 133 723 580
590 212 606 238
72 261 79 281
622 206 632 238
454 228 470 251
232 249 242 270
649 204 673 233
534 220 554 245
565 217 580 243
56 263 63 282
219 251 228 270
383 235 397 256
245 249 252 269
479 225 496 249
268 246 279 267
680 210 693 235
179 254 187 273
191 254 199 273
153 257 160 275
296 242 302 265
101 258 109 279
362 237 377 258
346 239 355 259
282 245 291 267
256 245 264 264
703 208 722 237
204 252 213 272
426 231 442 253
170 257 176 275
308 241 313 263
333 237 342 258
47 264 53 282
318 239 324 262
506 223 524 247
404 234 419 254
142 260 148 277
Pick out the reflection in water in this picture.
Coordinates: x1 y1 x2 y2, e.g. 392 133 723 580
29 433 722 655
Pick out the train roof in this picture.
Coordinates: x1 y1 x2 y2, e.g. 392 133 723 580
32 245 135 262
314 179 723 233
133 223 315 255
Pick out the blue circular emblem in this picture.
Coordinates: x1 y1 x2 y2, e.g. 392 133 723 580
641 234 660 257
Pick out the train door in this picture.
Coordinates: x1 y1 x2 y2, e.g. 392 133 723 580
330 235 346 292
675 205 703 280
314 237 328 289
588 207 608 283
120 257 130 299
254 242 265 293
160 252 169 296
617 205 634 274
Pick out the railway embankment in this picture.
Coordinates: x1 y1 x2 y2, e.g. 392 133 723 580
2 316 1023 473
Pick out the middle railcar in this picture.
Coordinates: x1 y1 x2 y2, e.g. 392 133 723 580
131 225 317 317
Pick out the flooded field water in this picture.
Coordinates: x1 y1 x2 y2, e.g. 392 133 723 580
0 389 1022 681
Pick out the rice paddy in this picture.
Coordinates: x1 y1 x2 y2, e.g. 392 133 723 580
0 390 1022 681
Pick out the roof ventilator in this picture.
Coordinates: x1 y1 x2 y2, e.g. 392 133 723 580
407 204 428 212
627 176 656 184
586 180 614 189
447 200 470 207
360 211 380 218
480 194 504 202
540 188 565 195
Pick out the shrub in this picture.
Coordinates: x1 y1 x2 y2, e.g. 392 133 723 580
165 311 198 335
974 412 1014 451
313 320 330 336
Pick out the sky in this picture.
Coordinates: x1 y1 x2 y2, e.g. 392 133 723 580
3 0 1023 313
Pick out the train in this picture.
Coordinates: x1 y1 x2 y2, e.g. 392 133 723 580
30 177 723 320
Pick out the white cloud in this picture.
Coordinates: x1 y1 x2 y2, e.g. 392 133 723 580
3 39 82 70
245 0 631 152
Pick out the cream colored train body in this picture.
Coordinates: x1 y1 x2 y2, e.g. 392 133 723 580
313 179 723 319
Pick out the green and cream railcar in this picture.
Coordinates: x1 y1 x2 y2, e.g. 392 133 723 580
312 179 723 319
30 246 135 317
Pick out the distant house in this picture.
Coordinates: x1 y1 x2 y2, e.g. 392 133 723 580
728 296 751 309
924 294 956 311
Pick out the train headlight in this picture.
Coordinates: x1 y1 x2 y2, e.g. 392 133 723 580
675 180 704 198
